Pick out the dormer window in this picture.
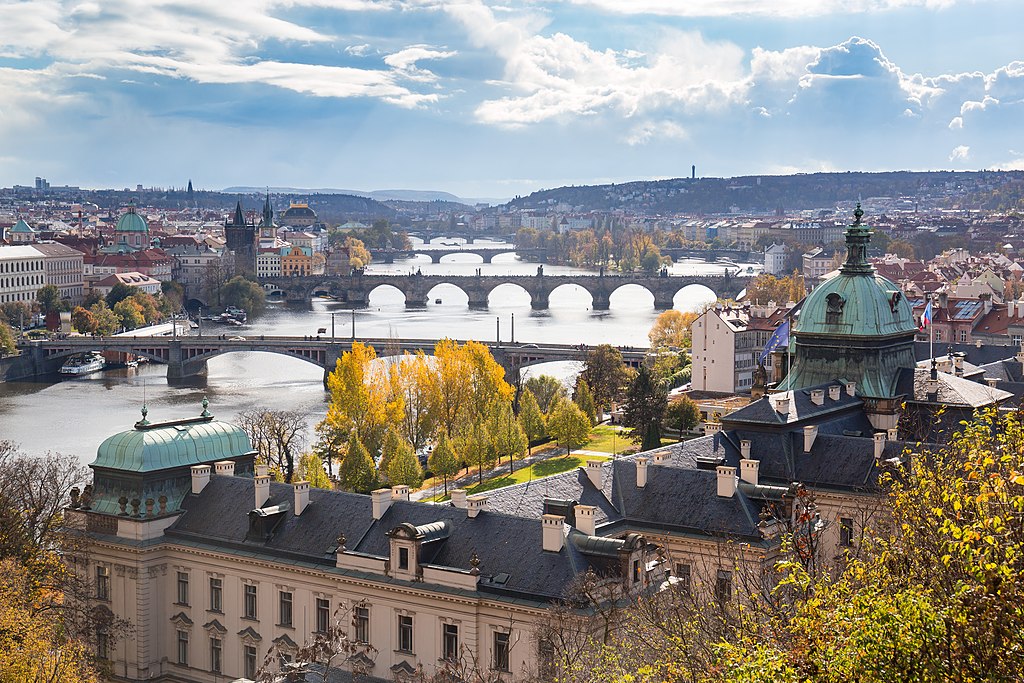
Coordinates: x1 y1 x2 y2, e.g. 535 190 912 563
399 547 409 571
825 293 845 324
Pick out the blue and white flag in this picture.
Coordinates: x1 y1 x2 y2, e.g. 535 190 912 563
759 318 790 363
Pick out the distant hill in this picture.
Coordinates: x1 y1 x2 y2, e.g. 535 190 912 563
222 186 497 206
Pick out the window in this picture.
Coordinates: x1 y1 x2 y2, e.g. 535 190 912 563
176 572 189 605
210 637 222 673
715 570 732 604
176 629 189 666
674 563 691 594
244 584 258 620
355 606 370 643
493 631 510 672
398 614 414 653
96 566 110 601
97 629 110 660
538 639 555 680
316 598 330 633
209 578 222 612
399 546 409 570
840 517 855 548
279 591 293 627
442 623 459 661
632 559 641 584
960 329 968 343
244 644 258 678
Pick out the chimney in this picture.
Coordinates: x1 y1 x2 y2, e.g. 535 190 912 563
803 425 818 453
636 457 648 488
191 465 211 494
254 474 271 509
391 485 410 501
716 466 737 498
450 489 468 509
214 460 235 477
1008 301 1015 317
775 395 790 416
467 494 488 518
873 432 886 460
652 451 667 465
256 464 269 478
953 354 964 377
574 504 596 536
585 460 603 489
739 439 751 458
828 385 841 401
704 421 722 434
542 514 564 552
810 389 824 406
845 381 857 397
986 377 999 388
739 458 759 486
371 488 392 520
293 480 310 515
887 427 899 441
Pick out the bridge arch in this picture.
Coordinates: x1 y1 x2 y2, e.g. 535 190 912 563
366 283 409 307
42 345 171 365
674 283 718 311
485 282 531 308
607 283 656 309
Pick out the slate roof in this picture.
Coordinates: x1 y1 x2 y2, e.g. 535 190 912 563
481 466 621 525
893 367 1013 407
722 383 862 428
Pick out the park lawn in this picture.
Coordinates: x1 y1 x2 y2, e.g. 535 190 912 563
426 453 611 501
583 424 676 455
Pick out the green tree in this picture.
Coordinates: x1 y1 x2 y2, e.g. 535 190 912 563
105 282 138 308
112 298 145 331
384 439 423 489
664 395 701 440
621 365 668 451
337 431 377 494
0 321 15 356
89 303 120 336
546 398 591 456
129 292 160 324
523 374 566 413
580 344 631 415
221 276 267 316
35 284 67 314
160 280 184 311
517 389 547 454
492 401 528 473
455 419 497 486
427 432 459 496
297 453 332 489
573 378 598 425
0 301 33 329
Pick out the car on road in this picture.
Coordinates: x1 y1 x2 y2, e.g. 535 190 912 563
229 336 246 341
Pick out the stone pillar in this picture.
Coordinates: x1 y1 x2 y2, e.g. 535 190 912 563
430 253 443 264
591 291 611 310
530 290 549 310
467 289 489 309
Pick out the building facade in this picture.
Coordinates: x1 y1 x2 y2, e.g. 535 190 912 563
690 303 788 393
0 244 46 304
32 241 85 304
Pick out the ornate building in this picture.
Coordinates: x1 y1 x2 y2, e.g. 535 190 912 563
224 200 257 276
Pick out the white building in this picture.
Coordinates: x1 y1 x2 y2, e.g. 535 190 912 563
763 243 789 276
690 303 790 393
257 252 282 278
92 271 162 297
0 244 46 304
31 241 85 304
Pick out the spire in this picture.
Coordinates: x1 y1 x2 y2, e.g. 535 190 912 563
232 199 245 227
262 191 274 227
840 203 873 275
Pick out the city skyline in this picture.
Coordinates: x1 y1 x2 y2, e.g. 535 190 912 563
1 0 1022 200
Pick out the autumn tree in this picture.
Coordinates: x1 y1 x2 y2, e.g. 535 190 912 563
297 453 332 489
491 400 528 473
518 389 547 454
237 409 308 483
112 297 145 330
89 302 120 335
427 432 459 495
573 378 598 425
523 374 566 413
0 321 14 356
337 431 377 494
322 342 400 460
391 352 436 451
664 395 701 440
546 398 591 456
621 365 668 451
648 309 698 349
71 306 97 335
580 344 631 416
345 236 372 270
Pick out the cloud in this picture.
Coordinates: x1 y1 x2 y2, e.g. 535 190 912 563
625 120 687 146
383 44 457 83
345 43 371 56
561 0 960 18
948 116 963 129
949 144 970 161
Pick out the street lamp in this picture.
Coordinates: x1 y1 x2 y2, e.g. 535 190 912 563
330 312 336 341
351 308 356 340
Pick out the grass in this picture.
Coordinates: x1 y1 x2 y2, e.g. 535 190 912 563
425 453 611 501
582 424 675 455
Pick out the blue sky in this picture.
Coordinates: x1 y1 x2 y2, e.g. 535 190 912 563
0 0 1022 201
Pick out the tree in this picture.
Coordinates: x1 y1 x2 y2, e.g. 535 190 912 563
0 301 33 329
546 398 591 456
71 306 97 335
160 279 184 311
337 432 377 494
492 401 528 473
221 275 267 316
580 344 631 415
323 342 400 460
36 284 67 314
297 453 332 489
89 302 120 336
112 298 145 331
384 437 423 489
0 321 14 356
391 352 436 451
664 395 701 440
345 236 372 270
129 291 160 324
573 378 598 425
105 282 138 308
518 389 547 454
648 310 698 349
427 432 459 495
237 409 308 483
523 374 566 413
622 365 668 451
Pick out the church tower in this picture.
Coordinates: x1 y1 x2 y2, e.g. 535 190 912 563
225 199 257 276
259 192 277 241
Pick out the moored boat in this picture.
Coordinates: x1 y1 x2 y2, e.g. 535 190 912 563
60 351 107 376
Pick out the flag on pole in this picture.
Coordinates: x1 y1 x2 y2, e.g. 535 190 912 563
760 318 790 363
919 300 933 332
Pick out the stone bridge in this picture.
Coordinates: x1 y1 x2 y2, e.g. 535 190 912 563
369 246 546 264
262 272 750 310
24 336 647 385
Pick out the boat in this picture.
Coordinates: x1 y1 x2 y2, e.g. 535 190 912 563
125 359 139 368
224 306 247 323
60 351 107 376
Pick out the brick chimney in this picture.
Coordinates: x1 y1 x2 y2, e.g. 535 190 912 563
810 389 825 406
574 504 596 536
873 432 886 460
828 385 841 401
214 460 235 477
254 473 271 508
191 464 211 494
739 458 759 485
636 457 648 488
371 488 392 520
542 514 564 552
450 489 468 509
293 480 310 515
803 425 818 453
585 460 603 489
467 494 488 518
716 465 737 498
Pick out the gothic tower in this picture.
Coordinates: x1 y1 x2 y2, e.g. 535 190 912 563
225 199 257 276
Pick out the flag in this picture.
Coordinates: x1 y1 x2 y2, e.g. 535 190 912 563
919 300 932 332
760 318 790 363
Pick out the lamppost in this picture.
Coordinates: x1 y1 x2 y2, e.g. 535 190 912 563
351 309 356 340
495 316 500 347
330 312 336 341
511 312 515 344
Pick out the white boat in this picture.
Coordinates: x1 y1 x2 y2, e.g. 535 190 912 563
60 352 107 376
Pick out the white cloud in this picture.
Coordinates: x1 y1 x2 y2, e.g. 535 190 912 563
625 120 687 146
345 43 371 56
948 116 963 129
949 144 970 161
562 0 960 18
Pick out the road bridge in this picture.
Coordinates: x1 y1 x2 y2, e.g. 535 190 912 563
262 271 749 309
24 336 647 385
369 245 546 264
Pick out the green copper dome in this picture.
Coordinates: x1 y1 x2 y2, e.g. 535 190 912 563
115 206 149 233
93 413 254 473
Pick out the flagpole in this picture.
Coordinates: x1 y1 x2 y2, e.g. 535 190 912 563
929 293 934 364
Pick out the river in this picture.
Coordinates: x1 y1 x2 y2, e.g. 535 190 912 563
0 240 761 462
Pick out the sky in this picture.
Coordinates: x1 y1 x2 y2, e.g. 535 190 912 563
0 0 1022 201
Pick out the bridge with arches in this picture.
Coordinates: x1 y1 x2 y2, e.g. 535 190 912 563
24 335 647 385
368 245 546 264
262 272 749 310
